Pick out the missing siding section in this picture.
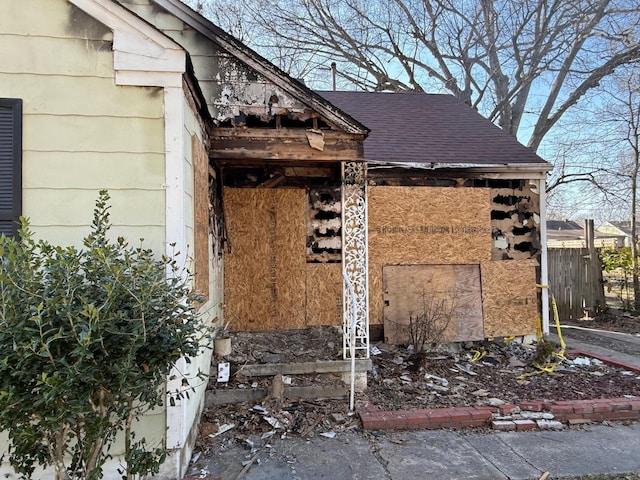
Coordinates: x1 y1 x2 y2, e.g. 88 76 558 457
210 166 228 256
307 187 342 263
490 181 540 260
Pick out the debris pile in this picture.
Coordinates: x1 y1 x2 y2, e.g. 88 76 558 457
189 327 640 477
365 338 640 411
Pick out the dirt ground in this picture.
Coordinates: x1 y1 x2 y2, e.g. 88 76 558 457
215 324 640 411
563 307 640 336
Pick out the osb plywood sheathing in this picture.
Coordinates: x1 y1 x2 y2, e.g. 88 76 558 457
193 135 209 306
481 259 539 337
368 186 492 325
383 264 484 345
306 263 342 326
224 188 307 331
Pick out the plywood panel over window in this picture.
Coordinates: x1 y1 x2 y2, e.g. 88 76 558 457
481 260 538 337
192 135 209 305
383 264 484 345
224 188 307 331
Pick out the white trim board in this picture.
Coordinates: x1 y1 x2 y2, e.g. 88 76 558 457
69 0 185 87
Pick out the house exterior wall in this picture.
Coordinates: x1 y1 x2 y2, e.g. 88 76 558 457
119 0 310 124
0 0 167 253
597 222 633 247
368 184 540 340
0 1 219 478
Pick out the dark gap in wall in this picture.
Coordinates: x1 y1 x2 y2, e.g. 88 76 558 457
513 226 533 235
513 242 533 252
493 194 530 206
473 179 527 189
319 193 335 202
491 210 513 220
311 247 340 254
219 111 331 129
314 210 340 220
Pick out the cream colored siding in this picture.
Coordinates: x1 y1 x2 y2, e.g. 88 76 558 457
2 1 223 476
1 36 114 77
25 115 164 153
23 152 164 189
0 0 166 252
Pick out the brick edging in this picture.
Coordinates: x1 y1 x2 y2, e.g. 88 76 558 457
358 353 640 431
567 348 640 374
358 397 640 431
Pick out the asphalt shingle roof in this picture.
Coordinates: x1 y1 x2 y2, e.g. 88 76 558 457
318 91 549 167
547 220 583 231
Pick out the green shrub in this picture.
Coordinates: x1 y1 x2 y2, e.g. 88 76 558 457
0 191 210 479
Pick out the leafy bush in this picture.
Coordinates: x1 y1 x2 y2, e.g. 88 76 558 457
0 191 209 479
601 247 633 274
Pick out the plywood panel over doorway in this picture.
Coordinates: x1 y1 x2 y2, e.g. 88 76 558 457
368 186 492 326
224 188 307 331
383 264 484 345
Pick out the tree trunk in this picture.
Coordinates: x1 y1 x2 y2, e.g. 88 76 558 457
631 158 639 313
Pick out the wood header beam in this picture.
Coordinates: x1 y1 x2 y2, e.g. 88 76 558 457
211 128 365 162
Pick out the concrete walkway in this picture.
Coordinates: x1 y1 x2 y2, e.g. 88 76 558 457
187 423 640 479
553 324 640 370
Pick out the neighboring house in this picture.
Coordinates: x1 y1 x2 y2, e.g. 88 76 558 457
547 220 625 248
598 220 635 248
1 0 553 476
1 0 221 477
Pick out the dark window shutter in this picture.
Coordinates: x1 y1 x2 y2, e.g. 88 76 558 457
0 99 22 238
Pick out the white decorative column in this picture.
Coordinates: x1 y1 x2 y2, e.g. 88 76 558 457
342 161 369 359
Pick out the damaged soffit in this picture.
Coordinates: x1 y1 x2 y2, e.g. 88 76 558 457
147 0 369 135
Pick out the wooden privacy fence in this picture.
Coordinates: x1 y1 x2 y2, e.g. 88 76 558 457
547 248 605 321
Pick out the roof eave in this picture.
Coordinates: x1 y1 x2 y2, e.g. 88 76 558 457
150 0 369 136
368 160 553 175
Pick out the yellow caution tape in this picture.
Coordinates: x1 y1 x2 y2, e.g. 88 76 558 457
470 348 486 363
517 284 566 379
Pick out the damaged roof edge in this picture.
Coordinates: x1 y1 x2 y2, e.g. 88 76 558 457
368 161 554 175
150 0 370 136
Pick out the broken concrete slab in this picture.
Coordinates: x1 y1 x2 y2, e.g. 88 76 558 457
237 359 372 377
205 385 350 407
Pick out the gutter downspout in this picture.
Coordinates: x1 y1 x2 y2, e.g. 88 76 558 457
539 179 550 334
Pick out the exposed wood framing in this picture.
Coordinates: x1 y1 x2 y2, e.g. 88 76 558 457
307 186 342 263
490 181 541 260
211 128 365 162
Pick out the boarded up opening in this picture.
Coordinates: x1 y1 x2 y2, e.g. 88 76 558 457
224 187 342 331
368 186 492 326
224 188 307 331
193 134 209 307
481 259 539 337
383 264 484 345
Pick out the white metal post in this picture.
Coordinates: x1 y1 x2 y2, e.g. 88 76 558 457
341 161 370 360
